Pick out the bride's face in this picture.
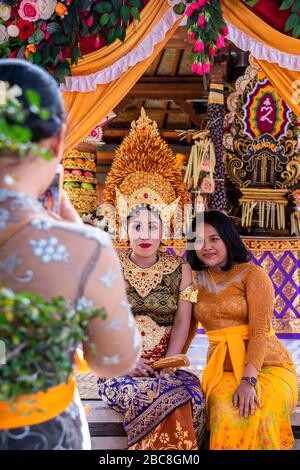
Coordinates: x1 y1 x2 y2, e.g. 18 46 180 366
128 208 162 258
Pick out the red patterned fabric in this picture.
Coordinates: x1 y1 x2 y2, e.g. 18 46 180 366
244 0 291 35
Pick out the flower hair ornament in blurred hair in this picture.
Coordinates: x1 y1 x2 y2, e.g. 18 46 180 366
0 80 51 160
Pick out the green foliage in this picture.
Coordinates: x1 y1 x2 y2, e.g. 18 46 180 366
0 82 51 159
1 1 145 84
0 287 105 401
247 0 300 38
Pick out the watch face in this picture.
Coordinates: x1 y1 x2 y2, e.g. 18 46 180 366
250 377 257 386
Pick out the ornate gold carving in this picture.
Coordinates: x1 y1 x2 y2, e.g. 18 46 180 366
242 238 300 251
119 251 182 298
281 159 300 186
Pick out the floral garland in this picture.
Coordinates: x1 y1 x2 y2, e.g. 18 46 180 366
0 0 144 84
173 0 228 75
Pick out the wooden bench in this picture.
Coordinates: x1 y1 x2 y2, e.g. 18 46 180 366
77 372 300 450
84 399 300 450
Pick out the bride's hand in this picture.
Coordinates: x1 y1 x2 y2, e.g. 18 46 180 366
159 368 175 378
129 358 157 377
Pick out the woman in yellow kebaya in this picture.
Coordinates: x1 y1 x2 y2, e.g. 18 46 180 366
187 210 297 450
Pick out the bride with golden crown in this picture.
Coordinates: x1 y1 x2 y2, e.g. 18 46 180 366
98 109 206 450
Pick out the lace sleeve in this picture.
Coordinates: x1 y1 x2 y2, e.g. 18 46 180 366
245 264 275 371
80 235 140 378
179 284 198 303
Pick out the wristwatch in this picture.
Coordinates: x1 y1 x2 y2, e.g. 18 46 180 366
241 376 257 386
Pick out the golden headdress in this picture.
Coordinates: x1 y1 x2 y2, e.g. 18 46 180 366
104 108 188 237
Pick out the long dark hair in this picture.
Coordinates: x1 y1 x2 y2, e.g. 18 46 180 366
187 210 250 271
0 59 64 142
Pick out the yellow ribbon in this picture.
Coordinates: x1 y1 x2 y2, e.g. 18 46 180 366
202 324 275 404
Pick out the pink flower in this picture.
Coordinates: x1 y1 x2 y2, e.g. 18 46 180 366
194 40 205 52
216 35 225 48
197 14 205 26
86 17 93 27
222 26 229 37
191 2 200 11
18 1 41 22
203 62 211 74
196 64 204 75
188 31 196 41
209 46 216 57
198 0 207 6
192 62 198 73
58 50 64 61
44 31 50 40
40 22 47 32
186 6 194 17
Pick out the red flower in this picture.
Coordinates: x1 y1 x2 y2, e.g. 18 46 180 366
17 18 35 40
8 49 19 58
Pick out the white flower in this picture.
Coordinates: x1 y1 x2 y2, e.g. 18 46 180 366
84 226 111 247
0 81 22 106
103 316 122 331
75 296 94 313
36 0 57 20
0 208 10 230
30 237 69 263
134 328 141 350
99 268 117 288
101 355 120 366
7 25 20 38
3 175 15 186
0 25 8 45
0 4 11 21
31 219 53 230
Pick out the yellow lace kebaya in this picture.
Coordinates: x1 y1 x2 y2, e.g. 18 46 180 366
194 261 298 450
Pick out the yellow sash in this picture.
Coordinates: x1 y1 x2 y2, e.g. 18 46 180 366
202 324 275 404
0 377 75 430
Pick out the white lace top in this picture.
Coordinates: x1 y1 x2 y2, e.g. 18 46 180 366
0 189 140 378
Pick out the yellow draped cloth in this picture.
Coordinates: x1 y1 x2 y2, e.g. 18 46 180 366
202 324 251 405
0 378 75 430
222 0 300 117
202 324 297 450
63 0 182 152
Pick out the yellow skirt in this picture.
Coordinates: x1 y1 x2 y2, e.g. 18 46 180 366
208 365 298 450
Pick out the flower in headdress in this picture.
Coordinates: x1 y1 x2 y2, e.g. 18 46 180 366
0 81 23 107
18 1 41 22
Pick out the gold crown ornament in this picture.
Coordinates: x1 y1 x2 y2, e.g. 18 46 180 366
104 108 188 239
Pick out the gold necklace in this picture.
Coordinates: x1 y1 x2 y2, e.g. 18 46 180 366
119 251 181 298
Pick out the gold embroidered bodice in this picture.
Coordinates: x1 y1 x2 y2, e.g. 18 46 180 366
119 251 184 326
193 262 293 371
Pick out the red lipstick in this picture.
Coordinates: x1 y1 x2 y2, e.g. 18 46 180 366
139 243 152 248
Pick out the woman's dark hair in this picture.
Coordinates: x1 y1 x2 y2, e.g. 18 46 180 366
0 59 64 142
186 210 250 271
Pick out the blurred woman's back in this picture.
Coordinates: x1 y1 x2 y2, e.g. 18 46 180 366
0 59 140 450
